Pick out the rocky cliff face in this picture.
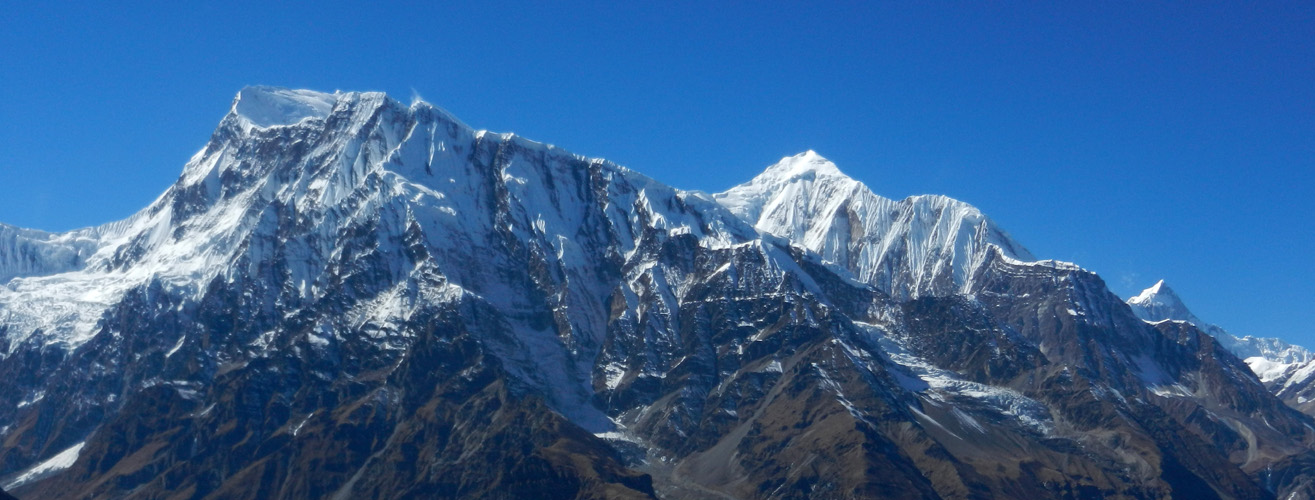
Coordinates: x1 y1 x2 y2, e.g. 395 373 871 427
1128 280 1315 418
2 87 1314 499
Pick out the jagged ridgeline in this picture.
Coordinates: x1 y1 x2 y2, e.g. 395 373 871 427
1128 280 1315 419
2 87 1314 499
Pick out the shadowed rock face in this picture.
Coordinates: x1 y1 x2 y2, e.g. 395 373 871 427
17 295 656 500
3 88 1315 499
1127 280 1315 420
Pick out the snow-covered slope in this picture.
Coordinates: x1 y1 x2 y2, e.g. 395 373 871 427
230 86 338 129
5 88 1315 500
715 151 1035 300
0 86 767 425
1127 280 1315 397
0 224 100 283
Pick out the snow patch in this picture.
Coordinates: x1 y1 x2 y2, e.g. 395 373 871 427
854 321 1052 434
16 390 45 409
4 441 85 489
603 362 627 390
1147 383 1195 398
165 336 185 358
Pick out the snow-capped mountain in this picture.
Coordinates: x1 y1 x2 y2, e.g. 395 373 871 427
1130 280 1314 363
1127 280 1206 327
714 151 1034 300
3 87 1315 499
1128 280 1315 414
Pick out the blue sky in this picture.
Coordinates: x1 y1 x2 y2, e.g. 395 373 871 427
2 2 1312 344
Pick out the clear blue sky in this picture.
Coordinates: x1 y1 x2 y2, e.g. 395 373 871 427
2 2 1312 345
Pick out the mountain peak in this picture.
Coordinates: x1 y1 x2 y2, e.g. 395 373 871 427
714 151 1034 299
1127 280 1315 381
714 150 855 222
1126 279 1200 325
714 151 853 217
1129 279 1171 305
757 150 846 183
11 86 1315 499
230 86 341 129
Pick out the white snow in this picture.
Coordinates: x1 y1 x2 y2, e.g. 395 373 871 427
4 441 85 490
231 86 339 129
1128 279 1168 308
1147 383 1195 398
16 390 45 409
593 431 636 442
291 412 314 437
852 321 1052 434
908 404 963 440
1127 279 1315 391
0 88 1077 457
991 249 1083 272
950 406 986 434
165 336 185 358
0 224 100 283
602 362 627 390
1126 279 1200 325
812 362 876 427
714 151 1037 299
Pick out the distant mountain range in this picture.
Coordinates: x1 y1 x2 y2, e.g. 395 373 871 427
1127 279 1315 416
2 86 1314 499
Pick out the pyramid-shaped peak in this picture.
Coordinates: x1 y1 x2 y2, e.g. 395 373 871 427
714 150 858 222
1126 279 1199 324
758 150 846 181
1129 279 1177 306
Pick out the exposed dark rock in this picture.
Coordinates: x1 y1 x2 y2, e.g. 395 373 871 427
3 88 1315 499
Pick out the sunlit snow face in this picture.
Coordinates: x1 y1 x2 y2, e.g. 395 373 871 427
714 150 1038 300
230 86 339 129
